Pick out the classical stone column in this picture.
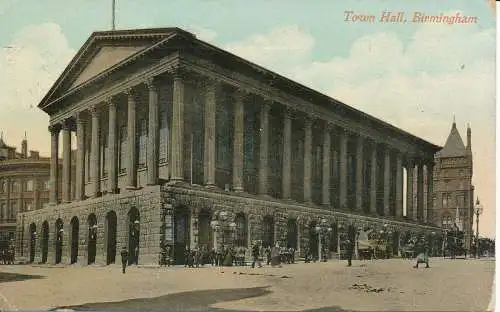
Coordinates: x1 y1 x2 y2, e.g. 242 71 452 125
147 78 159 186
258 102 270 195
170 71 185 181
75 112 86 200
49 124 60 204
339 129 348 209
33 179 39 210
90 105 101 196
303 117 312 202
204 80 216 187
426 161 434 223
406 159 415 220
107 98 118 193
355 136 364 211
395 152 403 218
417 161 425 221
126 89 137 189
370 142 377 214
232 90 245 192
383 147 390 216
322 123 331 205
282 108 292 199
62 119 72 203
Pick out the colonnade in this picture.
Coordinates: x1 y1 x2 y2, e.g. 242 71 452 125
48 67 434 222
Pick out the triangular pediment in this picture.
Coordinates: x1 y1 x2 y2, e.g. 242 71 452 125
39 28 193 110
70 45 148 89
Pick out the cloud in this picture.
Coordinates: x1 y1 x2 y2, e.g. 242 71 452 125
224 21 495 236
0 22 75 154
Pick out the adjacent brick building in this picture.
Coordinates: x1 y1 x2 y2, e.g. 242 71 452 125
431 121 474 249
0 134 59 256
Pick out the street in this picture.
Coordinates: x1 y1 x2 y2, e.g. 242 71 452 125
0 258 494 311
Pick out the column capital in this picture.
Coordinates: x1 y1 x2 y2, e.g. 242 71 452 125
124 87 136 97
145 76 158 91
73 110 86 123
262 100 272 112
48 123 61 134
105 96 116 108
167 64 188 79
303 115 313 127
89 104 100 117
325 121 335 132
234 88 250 101
62 119 72 131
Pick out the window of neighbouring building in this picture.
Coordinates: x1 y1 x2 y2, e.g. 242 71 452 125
137 118 147 169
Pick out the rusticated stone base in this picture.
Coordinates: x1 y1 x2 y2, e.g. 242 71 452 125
15 183 443 266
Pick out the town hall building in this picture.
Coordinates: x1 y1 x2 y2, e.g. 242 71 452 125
16 27 443 265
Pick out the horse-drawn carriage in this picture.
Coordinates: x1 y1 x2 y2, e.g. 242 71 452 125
357 230 390 260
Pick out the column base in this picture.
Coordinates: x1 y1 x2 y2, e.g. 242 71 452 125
125 186 139 191
233 186 244 192
204 184 217 189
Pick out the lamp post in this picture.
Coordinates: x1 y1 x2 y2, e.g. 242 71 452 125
314 218 332 262
337 223 343 260
474 197 483 258
442 228 448 258
210 210 237 251
430 232 436 257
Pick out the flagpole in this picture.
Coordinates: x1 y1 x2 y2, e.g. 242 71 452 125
112 0 116 30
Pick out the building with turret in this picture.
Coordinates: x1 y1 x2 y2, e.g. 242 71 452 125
431 121 474 249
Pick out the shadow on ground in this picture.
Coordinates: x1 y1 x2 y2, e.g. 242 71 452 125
0 271 44 283
54 287 355 312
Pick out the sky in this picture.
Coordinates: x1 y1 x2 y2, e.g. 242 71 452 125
0 0 496 238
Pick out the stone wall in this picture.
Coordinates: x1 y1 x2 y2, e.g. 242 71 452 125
16 185 162 266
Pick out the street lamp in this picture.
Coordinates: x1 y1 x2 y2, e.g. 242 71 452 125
210 210 237 251
314 218 332 262
474 197 484 258
337 223 343 260
442 227 448 258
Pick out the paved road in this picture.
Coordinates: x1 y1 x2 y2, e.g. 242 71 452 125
0 257 494 311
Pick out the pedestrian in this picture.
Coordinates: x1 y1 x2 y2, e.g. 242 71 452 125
120 247 128 274
251 242 262 268
346 238 354 267
414 237 430 268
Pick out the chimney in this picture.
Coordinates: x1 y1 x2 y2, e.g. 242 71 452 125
21 132 27 158
466 123 471 152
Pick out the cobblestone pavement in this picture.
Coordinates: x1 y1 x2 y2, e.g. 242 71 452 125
0 257 494 311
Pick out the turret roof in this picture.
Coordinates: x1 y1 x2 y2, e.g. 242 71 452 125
436 122 467 158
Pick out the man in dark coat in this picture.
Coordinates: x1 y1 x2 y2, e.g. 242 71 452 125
120 247 129 274
251 243 262 268
346 238 354 267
